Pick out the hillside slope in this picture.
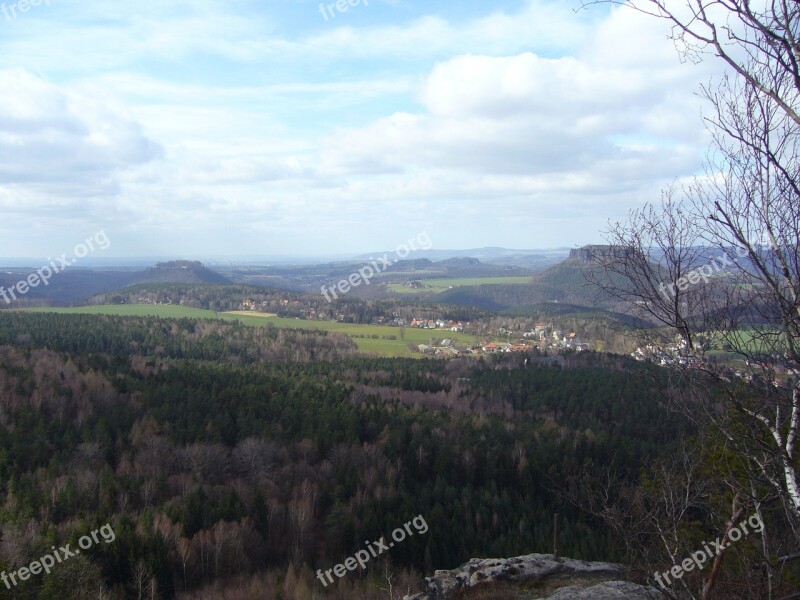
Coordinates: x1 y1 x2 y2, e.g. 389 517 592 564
436 246 638 313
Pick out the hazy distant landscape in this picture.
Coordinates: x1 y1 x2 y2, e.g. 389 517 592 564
1 0 799 599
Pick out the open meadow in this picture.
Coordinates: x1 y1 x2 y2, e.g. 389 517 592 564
18 305 482 357
384 275 532 294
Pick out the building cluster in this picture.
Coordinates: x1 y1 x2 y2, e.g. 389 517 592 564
520 323 591 351
418 339 536 357
418 339 465 357
415 321 596 357
631 336 709 367
479 342 534 354
136 296 172 305
234 301 601 358
631 344 702 367
407 318 465 331
632 340 793 386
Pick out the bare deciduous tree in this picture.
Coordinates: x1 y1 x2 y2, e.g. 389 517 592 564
132 560 152 600
581 1 800 124
588 0 800 527
581 0 800 596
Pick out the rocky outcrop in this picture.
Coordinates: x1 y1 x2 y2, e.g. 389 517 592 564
402 553 660 600
546 581 660 599
568 245 641 264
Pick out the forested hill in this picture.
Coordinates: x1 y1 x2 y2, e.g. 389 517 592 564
0 312 691 598
436 249 638 313
0 262 232 307
128 260 231 285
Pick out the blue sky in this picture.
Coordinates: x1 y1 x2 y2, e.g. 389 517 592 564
0 0 718 258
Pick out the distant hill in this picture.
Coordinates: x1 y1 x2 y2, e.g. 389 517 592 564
0 248 638 312
0 260 230 307
384 258 435 272
436 246 639 313
354 247 569 270
128 260 230 285
431 256 481 267
218 257 534 294
382 257 531 279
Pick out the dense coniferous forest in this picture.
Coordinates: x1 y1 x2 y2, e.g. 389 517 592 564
0 313 692 598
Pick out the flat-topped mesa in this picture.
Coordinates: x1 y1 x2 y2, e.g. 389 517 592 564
436 257 481 267
403 553 658 600
152 260 205 269
131 260 230 285
569 245 641 264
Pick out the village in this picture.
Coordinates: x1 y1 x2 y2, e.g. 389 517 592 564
239 297 600 357
405 319 594 357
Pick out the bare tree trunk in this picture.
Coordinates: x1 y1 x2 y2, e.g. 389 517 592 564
702 494 745 599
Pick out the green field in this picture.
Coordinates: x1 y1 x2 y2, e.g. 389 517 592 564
385 276 532 294
17 305 481 357
706 328 781 356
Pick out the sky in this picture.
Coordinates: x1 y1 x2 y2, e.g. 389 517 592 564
0 0 720 259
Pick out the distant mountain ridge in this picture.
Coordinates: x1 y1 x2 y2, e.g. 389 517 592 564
436 257 482 267
355 247 570 269
0 260 231 306
0 247 631 311
355 246 570 259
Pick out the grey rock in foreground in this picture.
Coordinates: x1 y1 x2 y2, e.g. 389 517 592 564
546 580 660 599
402 553 661 600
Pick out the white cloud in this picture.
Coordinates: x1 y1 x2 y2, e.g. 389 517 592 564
0 1 724 254
0 69 161 200
315 7 712 191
